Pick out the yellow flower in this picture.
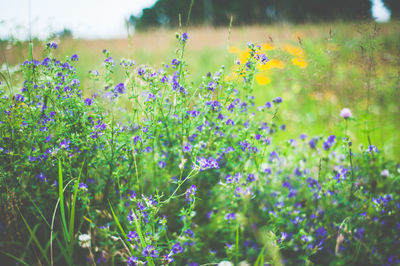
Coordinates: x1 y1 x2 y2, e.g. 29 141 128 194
291 57 307 68
255 74 271 85
258 59 284 70
239 48 251 63
228 46 240 54
261 43 274 51
284 44 305 57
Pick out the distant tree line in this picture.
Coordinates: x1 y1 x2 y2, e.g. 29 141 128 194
129 0 398 30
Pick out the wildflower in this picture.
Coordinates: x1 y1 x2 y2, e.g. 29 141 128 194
340 108 352 119
309 137 318 149
127 210 135 224
114 83 126 94
182 32 189 42
196 156 219 171
291 57 307 68
284 44 304 57
37 172 48 182
138 68 146 76
279 232 288 243
133 136 142 145
45 134 52 143
273 97 283 104
171 58 180 67
225 212 236 222
367 145 378 153
84 98 93 106
127 231 139 242
206 80 217 91
185 185 197 202
218 261 233 266
183 142 192 153
226 119 235 126
79 182 88 190
71 54 79 61
158 160 166 168
78 234 91 248
142 245 158 258
255 74 270 85
127 256 139 266
15 94 24 102
381 169 389 177
60 139 71 150
47 42 58 49
171 242 183 254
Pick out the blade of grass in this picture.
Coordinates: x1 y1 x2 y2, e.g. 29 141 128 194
68 160 85 252
108 202 133 254
0 250 30 266
58 159 69 242
254 247 265 266
18 207 50 265
54 234 72 265
50 177 76 266
24 191 50 228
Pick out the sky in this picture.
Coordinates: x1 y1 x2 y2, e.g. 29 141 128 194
0 0 158 39
0 0 392 40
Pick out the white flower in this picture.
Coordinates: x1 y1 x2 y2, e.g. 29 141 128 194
340 108 352 119
381 169 389 177
218 261 233 266
78 234 91 248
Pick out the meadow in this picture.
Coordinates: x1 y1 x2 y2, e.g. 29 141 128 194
0 21 399 265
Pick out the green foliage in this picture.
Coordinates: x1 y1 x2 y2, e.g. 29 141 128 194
0 28 399 265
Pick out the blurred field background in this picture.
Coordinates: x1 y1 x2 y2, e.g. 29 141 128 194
2 21 399 158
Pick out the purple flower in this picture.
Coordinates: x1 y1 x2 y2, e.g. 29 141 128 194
158 160 166 168
367 145 378 153
60 139 71 149
247 173 256 182
114 83 126 94
37 172 48 182
207 81 217 91
71 54 79 61
104 57 115 66
309 137 318 149
171 242 183 254
45 134 52 143
183 142 192 153
299 133 307 140
79 183 88 190
133 135 142 145
224 212 236 222
205 101 221 112
47 42 58 49
171 59 180 66
127 231 139 242
185 185 197 202
15 94 24 102
127 256 138 266
138 68 145 76
196 156 219 171
226 119 235 126
188 134 197 142
142 245 158 258
273 97 282 104
84 98 93 106
182 32 188 42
